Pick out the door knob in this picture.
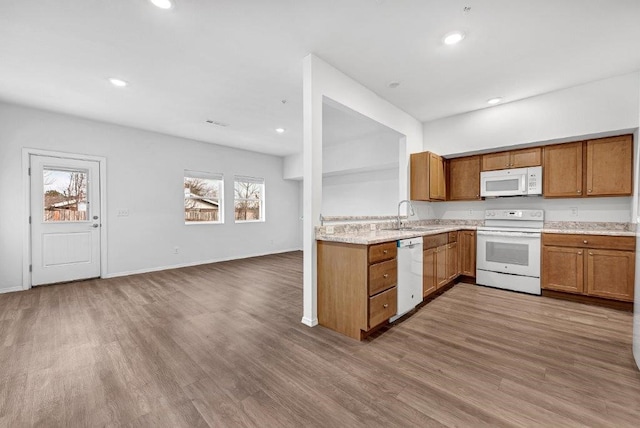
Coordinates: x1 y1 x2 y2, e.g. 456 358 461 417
92 224 99 228
383 304 389 308
383 274 389 278
93 215 99 220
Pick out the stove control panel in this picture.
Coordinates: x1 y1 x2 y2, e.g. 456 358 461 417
485 209 544 221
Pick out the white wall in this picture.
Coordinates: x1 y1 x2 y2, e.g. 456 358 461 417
322 168 399 217
321 131 400 216
431 197 632 223
423 72 639 156
0 101 301 293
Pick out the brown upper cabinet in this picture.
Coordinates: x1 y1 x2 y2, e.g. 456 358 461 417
481 147 542 171
447 156 481 201
544 134 633 198
586 135 633 196
410 151 445 201
543 142 583 197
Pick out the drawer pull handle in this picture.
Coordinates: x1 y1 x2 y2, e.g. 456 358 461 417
588 189 592 193
589 252 593 256
383 304 389 308
577 190 581 194
383 274 389 278
583 240 588 244
383 250 388 254
578 251 582 255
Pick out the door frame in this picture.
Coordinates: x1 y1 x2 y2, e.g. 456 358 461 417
22 148 108 290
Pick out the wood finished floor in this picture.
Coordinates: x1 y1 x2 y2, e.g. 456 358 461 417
1 251 639 427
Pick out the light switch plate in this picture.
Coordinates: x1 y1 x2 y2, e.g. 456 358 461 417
326 225 334 234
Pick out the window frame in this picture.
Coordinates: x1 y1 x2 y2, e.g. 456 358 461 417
233 175 265 223
184 170 224 225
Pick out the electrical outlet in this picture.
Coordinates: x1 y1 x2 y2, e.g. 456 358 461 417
117 209 129 217
326 225 335 234
570 207 578 217
370 223 377 231
173 246 179 254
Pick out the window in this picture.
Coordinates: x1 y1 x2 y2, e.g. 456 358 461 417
184 171 223 224
43 168 89 222
234 176 265 222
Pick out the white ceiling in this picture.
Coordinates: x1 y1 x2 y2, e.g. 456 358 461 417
1 0 639 157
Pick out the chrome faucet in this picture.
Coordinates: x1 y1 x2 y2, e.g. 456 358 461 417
397 200 415 230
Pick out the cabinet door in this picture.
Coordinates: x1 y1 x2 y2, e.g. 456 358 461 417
436 245 448 288
446 242 458 281
448 156 481 200
429 153 445 200
586 135 633 197
586 249 635 302
458 231 476 277
481 152 511 171
423 248 437 298
410 152 430 201
541 246 584 294
543 142 583 198
511 147 542 168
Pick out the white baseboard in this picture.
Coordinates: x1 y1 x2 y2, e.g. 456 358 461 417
103 248 302 279
0 286 27 295
301 317 318 327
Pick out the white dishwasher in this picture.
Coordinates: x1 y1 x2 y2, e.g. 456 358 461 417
391 236 423 322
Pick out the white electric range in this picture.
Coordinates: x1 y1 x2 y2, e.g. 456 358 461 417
476 209 544 295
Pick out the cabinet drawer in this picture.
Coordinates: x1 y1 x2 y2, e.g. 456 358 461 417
448 231 457 243
368 287 397 329
542 233 635 251
368 259 397 296
423 233 448 250
368 242 397 264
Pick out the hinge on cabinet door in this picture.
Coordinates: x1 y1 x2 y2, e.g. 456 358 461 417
28 167 31 176
29 216 31 224
29 265 32 272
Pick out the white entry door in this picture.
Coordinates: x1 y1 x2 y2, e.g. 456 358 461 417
30 155 101 286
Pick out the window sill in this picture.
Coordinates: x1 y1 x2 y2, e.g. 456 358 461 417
185 221 224 225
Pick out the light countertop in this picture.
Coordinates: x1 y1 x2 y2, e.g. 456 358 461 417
316 225 635 245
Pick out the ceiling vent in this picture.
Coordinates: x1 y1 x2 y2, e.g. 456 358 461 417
205 120 229 127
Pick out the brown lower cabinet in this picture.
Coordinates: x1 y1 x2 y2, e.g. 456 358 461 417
542 233 635 302
317 240 398 340
458 230 476 276
423 231 475 298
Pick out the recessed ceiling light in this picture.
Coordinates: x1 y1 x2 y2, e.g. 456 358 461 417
150 0 174 9
387 81 401 89
108 78 128 87
487 97 503 105
443 31 465 45
275 128 286 134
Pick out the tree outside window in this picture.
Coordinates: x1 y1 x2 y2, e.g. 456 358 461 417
234 176 264 222
43 169 88 222
184 171 223 224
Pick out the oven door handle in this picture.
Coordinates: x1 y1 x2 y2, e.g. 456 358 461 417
477 231 541 238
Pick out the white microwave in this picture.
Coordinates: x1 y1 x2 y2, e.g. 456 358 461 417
480 166 542 197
